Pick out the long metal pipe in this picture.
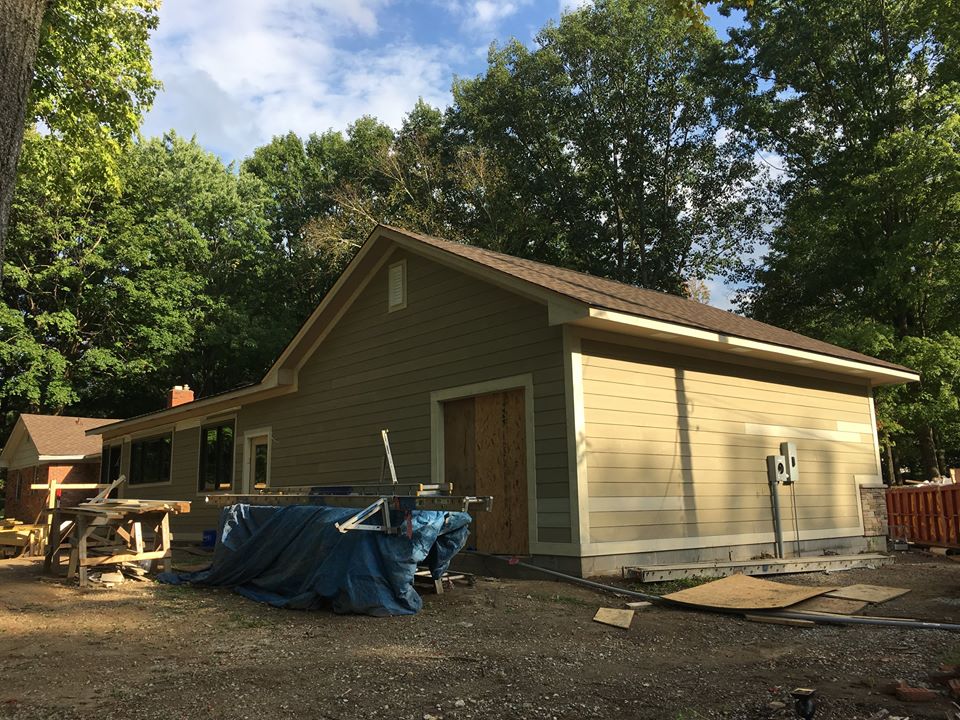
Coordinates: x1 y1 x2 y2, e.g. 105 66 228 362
468 552 960 632
769 479 785 558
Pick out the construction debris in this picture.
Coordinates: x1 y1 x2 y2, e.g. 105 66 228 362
593 607 634 629
824 583 910 603
0 519 47 558
43 475 191 587
661 573 835 610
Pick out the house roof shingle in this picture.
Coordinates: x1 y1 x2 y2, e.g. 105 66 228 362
384 225 912 374
18 414 119 458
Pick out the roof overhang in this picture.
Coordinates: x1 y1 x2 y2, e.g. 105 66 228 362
88 382 294 440
37 454 99 463
572 308 920 386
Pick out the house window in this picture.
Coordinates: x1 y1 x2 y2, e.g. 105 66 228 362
100 444 122 484
388 260 406 312
129 434 172 485
199 421 235 492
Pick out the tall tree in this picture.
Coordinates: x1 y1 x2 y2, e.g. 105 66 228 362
722 0 960 478
1 0 161 431
450 0 766 293
0 0 47 289
2 134 285 425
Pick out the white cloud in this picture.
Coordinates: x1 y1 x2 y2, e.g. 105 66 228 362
558 0 591 16
440 0 530 32
142 0 457 160
703 276 739 312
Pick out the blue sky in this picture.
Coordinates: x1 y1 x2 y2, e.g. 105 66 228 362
142 0 745 307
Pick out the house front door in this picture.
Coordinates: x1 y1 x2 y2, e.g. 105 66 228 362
443 387 529 555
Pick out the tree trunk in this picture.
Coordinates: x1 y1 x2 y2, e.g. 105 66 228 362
0 0 47 290
883 443 897 486
918 425 940 480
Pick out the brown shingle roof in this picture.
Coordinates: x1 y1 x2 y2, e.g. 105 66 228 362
385 225 911 374
19 414 119 458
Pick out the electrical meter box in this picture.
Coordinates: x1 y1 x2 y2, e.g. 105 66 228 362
779 441 799 485
766 454 789 485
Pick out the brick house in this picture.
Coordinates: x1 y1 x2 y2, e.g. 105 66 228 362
0 415 119 521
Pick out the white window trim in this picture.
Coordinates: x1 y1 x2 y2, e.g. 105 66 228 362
387 259 407 312
429 373 538 549
196 416 237 496
240 427 272 494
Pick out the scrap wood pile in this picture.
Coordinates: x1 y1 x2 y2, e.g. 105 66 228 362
656 574 915 626
0 519 47 558
44 475 191 587
592 573 960 633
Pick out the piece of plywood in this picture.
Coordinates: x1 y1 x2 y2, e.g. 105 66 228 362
474 389 528 555
594 607 634 629
825 584 910 603
663 573 835 610
789 596 868 615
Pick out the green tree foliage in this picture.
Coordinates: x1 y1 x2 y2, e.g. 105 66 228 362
242 105 484 312
449 0 767 292
2 133 288 424
722 0 960 478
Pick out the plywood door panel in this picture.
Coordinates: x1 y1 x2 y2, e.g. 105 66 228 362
443 397 476 497
443 388 529 555
474 389 528 554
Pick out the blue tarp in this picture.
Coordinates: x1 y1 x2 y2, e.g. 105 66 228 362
158 504 472 616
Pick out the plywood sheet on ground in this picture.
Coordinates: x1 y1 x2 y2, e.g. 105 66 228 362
789 596 868 615
593 608 634 629
663 574 835 610
825 584 910 603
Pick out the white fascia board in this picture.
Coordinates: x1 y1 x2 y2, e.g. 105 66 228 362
88 384 292 439
37 454 89 462
579 308 920 386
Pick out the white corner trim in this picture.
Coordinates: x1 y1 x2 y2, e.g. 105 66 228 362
563 326 589 545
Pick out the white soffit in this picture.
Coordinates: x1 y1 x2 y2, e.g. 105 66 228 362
575 308 920 386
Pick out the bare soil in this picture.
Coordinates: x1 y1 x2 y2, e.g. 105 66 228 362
2 551 960 720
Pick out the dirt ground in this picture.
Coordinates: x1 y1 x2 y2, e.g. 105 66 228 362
2 551 960 720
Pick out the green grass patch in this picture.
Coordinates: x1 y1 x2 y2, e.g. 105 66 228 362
628 576 712 596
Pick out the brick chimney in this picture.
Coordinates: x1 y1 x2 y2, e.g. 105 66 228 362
167 384 194 408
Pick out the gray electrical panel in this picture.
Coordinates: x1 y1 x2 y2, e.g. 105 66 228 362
779 441 799 485
766 454 789 485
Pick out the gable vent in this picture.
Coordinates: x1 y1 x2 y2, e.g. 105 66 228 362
388 260 406 312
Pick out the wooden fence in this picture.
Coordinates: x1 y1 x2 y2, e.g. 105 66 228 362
886 484 960 548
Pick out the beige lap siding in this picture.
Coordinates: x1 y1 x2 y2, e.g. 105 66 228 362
235 250 570 544
581 339 880 549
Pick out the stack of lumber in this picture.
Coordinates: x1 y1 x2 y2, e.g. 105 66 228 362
0 519 47 558
73 499 192 516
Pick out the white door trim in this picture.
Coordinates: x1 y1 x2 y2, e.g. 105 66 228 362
240 427 272 493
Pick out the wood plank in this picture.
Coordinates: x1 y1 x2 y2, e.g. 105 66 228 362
593 608 634 629
80 549 169 567
663 574 835 610
745 614 816 627
825 584 910 603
